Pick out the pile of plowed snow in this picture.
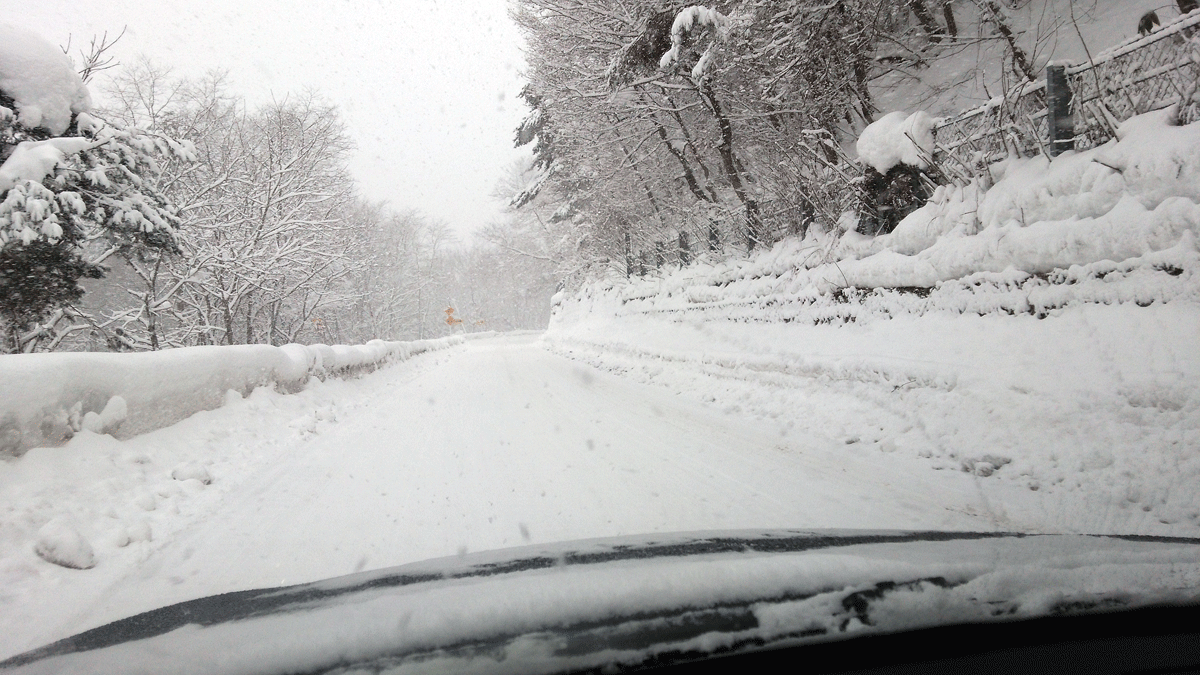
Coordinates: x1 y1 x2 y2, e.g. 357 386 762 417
556 107 1199 325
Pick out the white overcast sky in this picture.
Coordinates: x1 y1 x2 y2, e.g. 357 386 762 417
11 0 531 241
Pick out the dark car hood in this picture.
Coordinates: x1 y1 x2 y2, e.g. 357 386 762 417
4 529 1200 674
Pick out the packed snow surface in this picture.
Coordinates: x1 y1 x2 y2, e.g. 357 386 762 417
2 319 1198 661
0 23 91 135
0 332 1075 659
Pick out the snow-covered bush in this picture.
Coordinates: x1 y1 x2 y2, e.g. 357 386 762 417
0 24 193 353
855 111 941 236
855 111 936 175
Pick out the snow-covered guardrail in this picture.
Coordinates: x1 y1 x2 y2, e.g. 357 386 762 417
0 336 465 458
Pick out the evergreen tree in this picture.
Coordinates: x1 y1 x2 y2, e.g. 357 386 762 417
0 25 192 352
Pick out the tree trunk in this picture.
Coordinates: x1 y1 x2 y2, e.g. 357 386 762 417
638 93 714 205
697 82 765 249
221 298 235 345
942 0 958 37
984 1 1037 82
624 229 633 278
910 0 945 42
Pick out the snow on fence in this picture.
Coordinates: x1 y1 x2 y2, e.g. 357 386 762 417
1067 12 1200 148
933 9 1200 177
622 14 1200 274
0 336 465 458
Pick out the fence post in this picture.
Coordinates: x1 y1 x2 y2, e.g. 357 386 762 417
1046 64 1073 156
655 241 665 269
624 230 632 278
679 231 691 265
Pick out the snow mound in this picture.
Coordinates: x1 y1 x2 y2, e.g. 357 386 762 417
170 462 212 485
856 111 936 174
0 23 91 135
34 517 95 569
0 335 466 458
80 395 127 435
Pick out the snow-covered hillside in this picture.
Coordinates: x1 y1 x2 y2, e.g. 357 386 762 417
872 0 1175 115
546 106 1200 540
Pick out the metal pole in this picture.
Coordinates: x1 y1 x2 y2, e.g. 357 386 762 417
1046 65 1074 156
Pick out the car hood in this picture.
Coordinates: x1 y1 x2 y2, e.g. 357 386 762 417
4 529 1200 674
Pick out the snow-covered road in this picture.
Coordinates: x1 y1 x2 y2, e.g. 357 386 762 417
2 332 1009 659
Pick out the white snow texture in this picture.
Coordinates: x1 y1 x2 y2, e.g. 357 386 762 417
34 517 95 570
546 106 1200 540
659 5 727 72
0 137 96 195
0 336 465 457
0 23 91 135
856 111 936 174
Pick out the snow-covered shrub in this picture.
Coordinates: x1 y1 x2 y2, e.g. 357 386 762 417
855 111 941 236
856 111 936 176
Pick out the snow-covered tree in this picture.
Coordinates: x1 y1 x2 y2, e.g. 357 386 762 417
0 24 192 352
510 0 1099 276
77 63 363 349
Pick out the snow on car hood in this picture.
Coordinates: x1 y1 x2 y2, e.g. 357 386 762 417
4 529 1199 675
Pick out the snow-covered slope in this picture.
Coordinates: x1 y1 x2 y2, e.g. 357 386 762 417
546 107 1200 541
871 0 1166 116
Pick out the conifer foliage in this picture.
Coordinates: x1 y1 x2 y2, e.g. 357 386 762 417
0 25 191 352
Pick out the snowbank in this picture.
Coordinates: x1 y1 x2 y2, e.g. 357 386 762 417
0 23 91 135
544 108 1200 539
0 337 465 458
576 108 1200 311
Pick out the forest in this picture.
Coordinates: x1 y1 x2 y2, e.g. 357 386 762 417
0 0 1136 352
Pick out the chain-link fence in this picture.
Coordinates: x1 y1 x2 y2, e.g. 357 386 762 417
933 9 1200 180
628 10 1200 272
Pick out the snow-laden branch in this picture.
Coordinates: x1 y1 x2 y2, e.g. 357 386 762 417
658 5 727 79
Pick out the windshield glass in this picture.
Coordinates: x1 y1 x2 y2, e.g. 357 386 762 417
1 0 1198 669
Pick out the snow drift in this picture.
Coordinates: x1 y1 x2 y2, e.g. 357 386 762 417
554 107 1200 319
0 337 465 458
